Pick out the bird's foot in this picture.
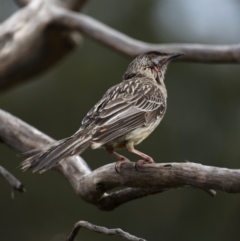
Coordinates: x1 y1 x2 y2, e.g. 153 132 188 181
115 158 131 174
135 158 155 172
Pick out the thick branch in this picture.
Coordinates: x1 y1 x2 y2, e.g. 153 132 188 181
1 109 240 210
0 0 82 91
0 165 26 199
0 109 164 209
67 220 147 241
79 162 240 206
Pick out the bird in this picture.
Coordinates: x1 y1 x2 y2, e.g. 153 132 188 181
21 51 184 173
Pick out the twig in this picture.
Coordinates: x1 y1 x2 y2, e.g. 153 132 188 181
202 188 217 197
66 220 147 241
0 165 26 199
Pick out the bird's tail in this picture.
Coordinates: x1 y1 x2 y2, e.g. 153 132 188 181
20 131 91 173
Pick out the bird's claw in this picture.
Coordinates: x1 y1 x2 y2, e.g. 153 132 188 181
135 159 155 172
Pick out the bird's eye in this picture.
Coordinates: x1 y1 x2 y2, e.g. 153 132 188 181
150 53 156 58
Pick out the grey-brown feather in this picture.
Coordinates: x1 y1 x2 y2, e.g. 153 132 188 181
21 51 170 173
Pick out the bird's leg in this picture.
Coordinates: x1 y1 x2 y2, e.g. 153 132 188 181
126 142 154 171
105 147 130 173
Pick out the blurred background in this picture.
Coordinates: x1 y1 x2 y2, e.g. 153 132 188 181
1 0 240 240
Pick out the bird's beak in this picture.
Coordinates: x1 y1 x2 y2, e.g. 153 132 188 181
152 52 185 67
163 52 185 63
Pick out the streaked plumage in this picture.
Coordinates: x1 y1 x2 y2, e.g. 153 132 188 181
21 51 184 173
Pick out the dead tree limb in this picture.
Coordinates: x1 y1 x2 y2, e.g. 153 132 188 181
0 0 83 91
66 220 147 241
53 8 240 62
0 108 240 210
1 0 240 90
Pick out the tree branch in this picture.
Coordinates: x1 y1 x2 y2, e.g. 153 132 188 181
0 165 26 199
1 1 240 91
78 162 240 206
53 9 240 62
66 220 147 241
0 108 240 210
0 0 82 91
0 109 91 195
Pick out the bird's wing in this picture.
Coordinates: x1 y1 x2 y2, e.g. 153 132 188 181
82 78 166 145
21 79 165 173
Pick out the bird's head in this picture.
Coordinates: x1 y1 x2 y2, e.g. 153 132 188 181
123 51 184 85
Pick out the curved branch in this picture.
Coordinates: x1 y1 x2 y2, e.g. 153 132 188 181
1 1 240 91
1 109 240 210
79 162 240 206
52 9 240 63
